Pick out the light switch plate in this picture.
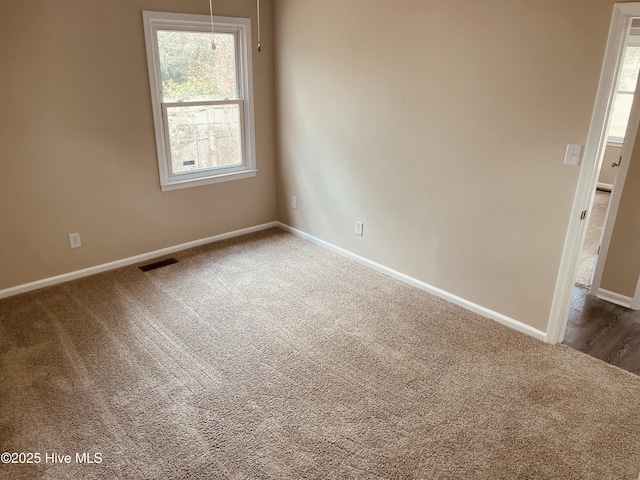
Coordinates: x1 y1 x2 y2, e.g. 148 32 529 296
564 144 582 166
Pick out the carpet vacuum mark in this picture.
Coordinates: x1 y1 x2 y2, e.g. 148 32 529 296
1 229 640 479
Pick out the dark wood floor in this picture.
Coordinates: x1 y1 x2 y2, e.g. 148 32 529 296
563 286 640 376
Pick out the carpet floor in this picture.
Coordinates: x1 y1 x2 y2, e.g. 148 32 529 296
1 228 640 479
575 190 610 288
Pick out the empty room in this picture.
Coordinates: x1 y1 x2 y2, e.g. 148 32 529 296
2 1 640 478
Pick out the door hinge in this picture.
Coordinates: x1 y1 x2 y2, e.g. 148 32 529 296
580 210 587 220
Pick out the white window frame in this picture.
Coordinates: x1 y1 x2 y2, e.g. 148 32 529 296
608 32 640 146
142 11 257 192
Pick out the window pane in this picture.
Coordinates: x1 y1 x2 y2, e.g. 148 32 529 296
609 92 633 139
157 30 237 102
166 104 242 174
618 46 640 92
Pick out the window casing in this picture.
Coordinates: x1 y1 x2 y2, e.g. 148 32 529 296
143 11 257 191
608 34 640 146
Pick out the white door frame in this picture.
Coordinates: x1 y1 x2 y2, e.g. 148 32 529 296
546 2 640 344
590 55 640 309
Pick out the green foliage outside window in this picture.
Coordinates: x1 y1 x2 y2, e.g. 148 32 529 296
157 30 237 102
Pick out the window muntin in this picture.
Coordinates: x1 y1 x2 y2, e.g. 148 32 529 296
143 12 256 191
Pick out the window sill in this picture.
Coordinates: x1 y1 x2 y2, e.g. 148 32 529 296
160 169 258 192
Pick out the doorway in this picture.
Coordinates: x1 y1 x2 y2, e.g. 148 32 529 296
547 3 640 345
575 17 640 293
561 16 640 374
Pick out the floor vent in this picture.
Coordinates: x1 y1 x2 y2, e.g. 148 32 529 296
139 257 179 272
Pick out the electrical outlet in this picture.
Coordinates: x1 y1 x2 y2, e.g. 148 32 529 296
69 233 82 249
355 221 363 236
291 196 297 209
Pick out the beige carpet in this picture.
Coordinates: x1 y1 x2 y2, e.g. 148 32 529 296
2 228 640 479
575 190 610 287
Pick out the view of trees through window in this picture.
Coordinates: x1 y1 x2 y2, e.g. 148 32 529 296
157 30 241 173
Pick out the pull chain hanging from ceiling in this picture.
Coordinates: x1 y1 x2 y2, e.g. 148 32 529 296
209 0 216 50
257 0 261 52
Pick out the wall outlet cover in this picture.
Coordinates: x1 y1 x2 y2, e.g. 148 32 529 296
69 233 82 249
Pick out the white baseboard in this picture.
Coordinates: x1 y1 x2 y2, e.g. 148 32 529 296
596 288 633 308
2 220 548 342
597 182 613 191
277 222 547 342
0 222 278 300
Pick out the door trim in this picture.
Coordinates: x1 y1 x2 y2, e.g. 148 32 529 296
590 59 640 302
546 2 640 344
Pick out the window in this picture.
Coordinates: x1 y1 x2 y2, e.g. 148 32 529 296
143 11 256 191
608 35 640 145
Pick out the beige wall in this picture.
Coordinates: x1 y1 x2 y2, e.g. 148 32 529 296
274 0 616 332
2 0 629 335
601 125 640 297
600 145 621 186
0 0 276 290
